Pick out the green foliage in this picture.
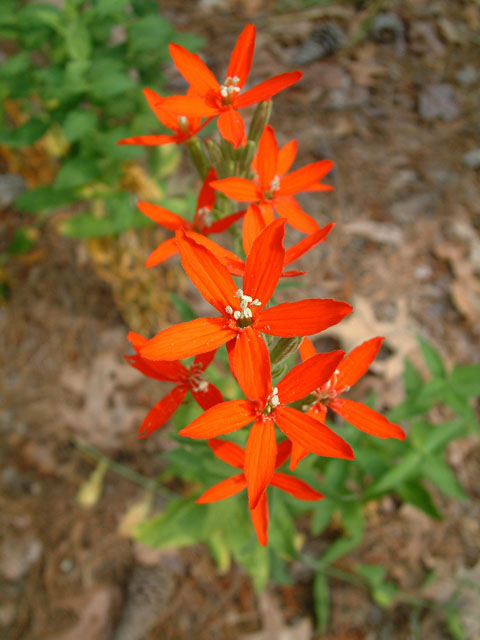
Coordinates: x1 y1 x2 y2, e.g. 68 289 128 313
1 0 204 237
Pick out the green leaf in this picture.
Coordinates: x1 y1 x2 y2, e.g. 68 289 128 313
65 21 92 61
397 481 442 519
169 293 197 322
207 529 231 573
423 419 465 454
311 499 334 535
422 456 468 500
54 157 100 190
238 541 270 592
313 571 329 633
365 451 423 496
269 497 297 559
128 15 174 54
403 356 424 396
321 533 362 567
340 502 365 538
173 32 206 53
0 52 31 77
356 563 387 585
449 364 480 398
7 228 37 255
92 0 130 16
15 185 76 212
443 387 479 432
63 110 98 142
418 335 446 378
136 497 208 549
16 2 62 31
0 119 48 148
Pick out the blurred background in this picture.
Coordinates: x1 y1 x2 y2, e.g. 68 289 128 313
1 1 479 638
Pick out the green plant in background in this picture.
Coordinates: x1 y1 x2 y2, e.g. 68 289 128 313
0 0 203 239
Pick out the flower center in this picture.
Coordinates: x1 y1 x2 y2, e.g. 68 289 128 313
264 175 280 200
315 369 350 404
177 115 189 131
188 368 209 393
264 387 280 414
219 76 241 104
225 289 261 326
197 206 213 227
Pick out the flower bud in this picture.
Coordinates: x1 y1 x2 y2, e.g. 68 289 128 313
186 137 210 179
248 100 272 144
270 336 303 365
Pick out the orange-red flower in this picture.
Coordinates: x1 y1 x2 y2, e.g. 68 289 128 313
126 332 223 438
136 168 245 267
117 88 208 147
211 126 334 233
140 219 352 399
159 25 302 148
179 347 354 510
197 439 323 545
290 337 406 467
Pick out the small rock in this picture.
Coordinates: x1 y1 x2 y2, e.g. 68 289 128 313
418 84 460 122
463 148 480 170
370 13 405 44
294 24 345 65
455 65 479 86
0 174 27 210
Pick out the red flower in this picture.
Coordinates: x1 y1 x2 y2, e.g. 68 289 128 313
136 168 245 267
179 347 353 510
117 88 208 147
291 337 406 467
140 219 352 400
126 332 223 438
159 25 302 148
211 126 334 233
197 439 323 546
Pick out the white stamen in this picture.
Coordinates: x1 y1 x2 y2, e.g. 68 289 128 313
219 76 241 101
225 306 233 315
231 289 262 322
243 308 252 318
269 175 280 192
195 380 209 392
234 310 242 320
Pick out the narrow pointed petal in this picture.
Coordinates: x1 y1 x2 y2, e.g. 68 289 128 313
255 299 353 337
179 399 257 438
145 238 178 268
305 182 335 192
279 160 334 196
330 398 406 440
335 337 384 390
137 201 187 230
274 196 319 234
161 95 218 117
243 204 266 255
245 418 277 509
217 109 245 148
285 223 335 266
194 167 217 228
141 318 237 361
211 177 260 202
243 219 286 310
204 209 246 235
289 443 309 471
138 386 188 438
275 440 292 468
299 337 317 362
258 203 275 224
275 406 354 459
277 350 345 404
127 330 147 351
277 140 298 176
193 349 217 371
228 327 271 401
271 472 323 500
208 438 245 468
191 382 224 411
169 43 220 95
117 134 178 146
184 231 245 275
256 125 278 188
235 71 303 107
176 231 238 314
227 24 256 86
250 493 269 546
125 353 187 382
196 474 247 503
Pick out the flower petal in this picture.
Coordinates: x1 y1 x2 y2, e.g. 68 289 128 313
160 95 218 117
211 177 260 202
245 418 277 509
277 139 298 176
271 472 324 500
196 474 247 503
208 438 245 469
235 71 302 107
275 406 354 460
243 204 266 255
279 160 334 196
176 231 238 314
191 382 224 411
145 238 178 268
217 109 245 148
289 443 309 471
335 337 384 390
125 353 187 382
137 201 187 231
250 492 269 546
193 167 217 230
117 134 179 146
299 337 317 362
243 218 286 311
275 440 292 468
179 399 257 438
193 349 217 371
285 223 335 266
277 350 345 404
330 398 406 440
184 231 245 275
227 24 256 87
255 299 353 337
169 43 220 95
141 317 237 361
138 386 188 438
204 210 246 235
274 196 319 234
228 327 271 401
256 125 278 188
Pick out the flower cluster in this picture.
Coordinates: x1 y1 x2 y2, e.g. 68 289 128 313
122 25 405 545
